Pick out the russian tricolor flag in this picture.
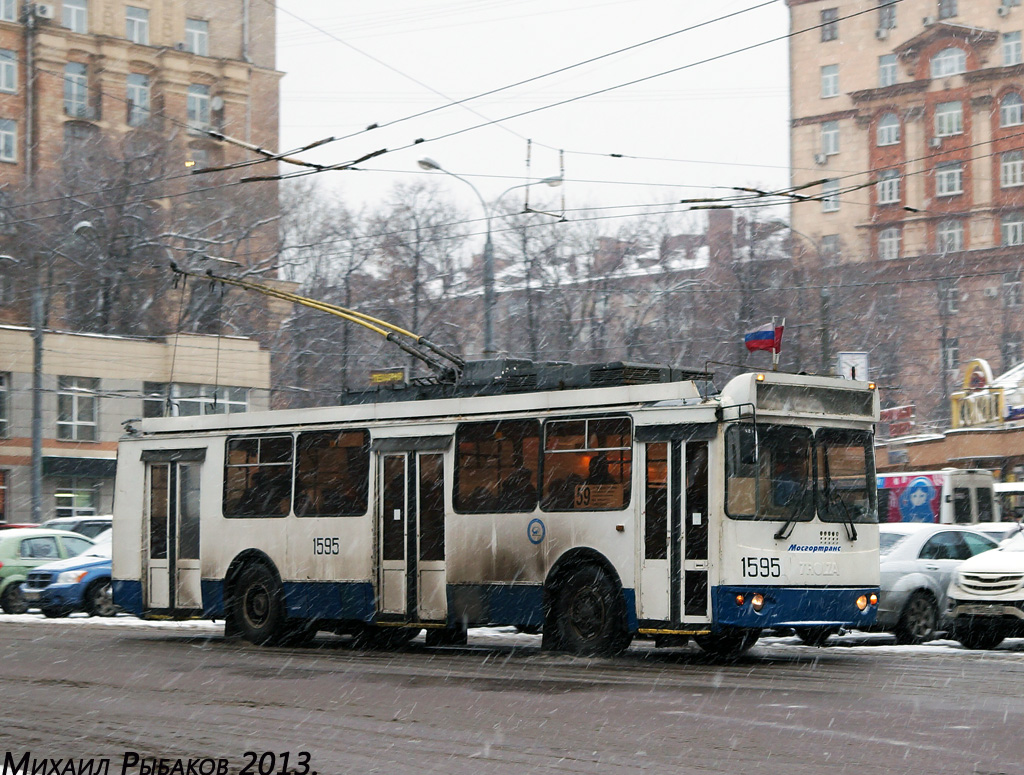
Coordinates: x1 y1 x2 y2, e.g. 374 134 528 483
744 321 784 353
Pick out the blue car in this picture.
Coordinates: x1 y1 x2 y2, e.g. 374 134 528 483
21 530 117 618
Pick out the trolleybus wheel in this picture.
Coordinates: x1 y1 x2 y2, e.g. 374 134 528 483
694 629 759 658
554 565 630 657
793 626 838 647
41 607 70 618
894 591 937 645
232 563 287 646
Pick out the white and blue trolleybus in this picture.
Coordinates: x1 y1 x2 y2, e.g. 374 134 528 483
112 362 880 656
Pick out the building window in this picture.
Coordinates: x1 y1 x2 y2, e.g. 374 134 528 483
0 469 6 522
821 121 839 155
936 219 964 252
943 337 960 371
1002 212 1024 246
821 8 838 41
1002 150 1024 188
63 0 87 33
878 0 896 30
0 49 16 93
143 382 249 418
877 169 901 204
821 65 839 98
0 118 15 163
0 0 14 22
57 376 98 441
185 19 209 56
931 48 967 79
934 101 963 136
822 179 840 212
1002 334 1022 370
821 234 840 261
1001 92 1024 127
879 54 898 87
125 6 149 45
0 372 7 438
935 162 963 196
54 479 99 519
63 63 90 118
877 112 900 145
1004 272 1022 307
878 227 901 260
126 73 150 126
938 0 957 19
939 279 959 315
187 84 210 131
1005 32 1024 67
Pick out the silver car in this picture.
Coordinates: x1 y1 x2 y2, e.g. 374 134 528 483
873 524 998 644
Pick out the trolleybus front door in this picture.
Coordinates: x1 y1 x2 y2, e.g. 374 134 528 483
640 440 709 624
377 451 447 621
143 453 204 614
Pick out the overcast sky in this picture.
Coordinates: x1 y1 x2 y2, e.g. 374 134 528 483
273 0 792 223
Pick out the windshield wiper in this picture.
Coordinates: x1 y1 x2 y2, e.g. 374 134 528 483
774 483 811 541
823 480 858 541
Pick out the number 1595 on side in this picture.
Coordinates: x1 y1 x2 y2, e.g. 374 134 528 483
741 557 781 578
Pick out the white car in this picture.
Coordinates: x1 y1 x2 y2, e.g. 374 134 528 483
947 532 1024 649
872 523 999 644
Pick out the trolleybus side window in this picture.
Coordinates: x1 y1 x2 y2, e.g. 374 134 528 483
223 435 293 517
294 429 370 517
541 416 632 511
453 420 540 513
816 428 876 524
725 424 813 521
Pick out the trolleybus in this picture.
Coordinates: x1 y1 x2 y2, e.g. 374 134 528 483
112 362 880 656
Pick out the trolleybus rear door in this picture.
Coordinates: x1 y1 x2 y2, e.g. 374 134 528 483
639 438 710 624
376 445 449 622
142 449 205 614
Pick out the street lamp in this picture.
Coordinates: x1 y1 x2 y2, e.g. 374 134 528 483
417 157 561 358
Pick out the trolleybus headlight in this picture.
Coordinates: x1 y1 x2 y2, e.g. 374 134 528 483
751 593 765 612
869 594 878 606
856 595 868 611
735 594 745 606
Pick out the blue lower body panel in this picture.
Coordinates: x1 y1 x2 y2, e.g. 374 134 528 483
713 585 878 629
448 583 638 630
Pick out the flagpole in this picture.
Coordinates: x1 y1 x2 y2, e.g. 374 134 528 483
772 316 779 371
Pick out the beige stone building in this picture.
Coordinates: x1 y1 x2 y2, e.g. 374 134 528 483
0 325 271 523
788 0 1024 428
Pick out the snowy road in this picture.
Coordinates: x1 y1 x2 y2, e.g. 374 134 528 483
1 615 1023 775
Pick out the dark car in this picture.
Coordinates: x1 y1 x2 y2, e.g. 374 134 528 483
22 529 116 617
40 516 112 539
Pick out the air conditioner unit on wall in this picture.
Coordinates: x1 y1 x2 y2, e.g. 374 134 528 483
929 137 943 148
923 15 937 25
985 287 999 297
876 27 890 40
34 4 55 19
814 153 828 165
999 4 1011 16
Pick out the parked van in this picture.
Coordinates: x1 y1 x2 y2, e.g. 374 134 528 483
876 469 996 524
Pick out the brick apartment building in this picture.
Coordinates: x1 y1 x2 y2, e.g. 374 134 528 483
788 0 1024 430
0 1 282 523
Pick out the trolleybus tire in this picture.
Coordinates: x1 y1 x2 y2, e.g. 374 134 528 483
793 626 838 647
41 607 70 618
553 565 630 657
279 619 319 646
231 563 287 646
1 582 28 615
894 591 937 645
694 628 759 658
